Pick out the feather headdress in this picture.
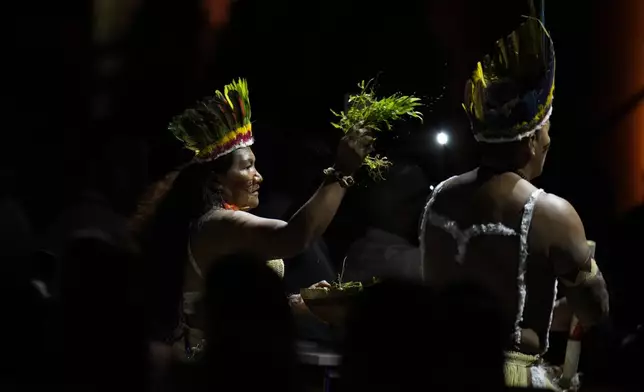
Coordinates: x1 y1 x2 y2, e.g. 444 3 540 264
463 16 555 143
169 78 253 161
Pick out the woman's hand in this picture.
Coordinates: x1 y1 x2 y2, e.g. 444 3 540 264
288 281 331 314
308 280 331 289
334 128 375 175
288 294 312 316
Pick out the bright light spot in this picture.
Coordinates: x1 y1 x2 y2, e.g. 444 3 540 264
436 131 449 146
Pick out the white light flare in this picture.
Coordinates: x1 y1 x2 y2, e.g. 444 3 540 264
436 131 449 146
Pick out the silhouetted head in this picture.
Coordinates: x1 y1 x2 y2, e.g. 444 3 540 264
203 254 292 343
202 254 296 390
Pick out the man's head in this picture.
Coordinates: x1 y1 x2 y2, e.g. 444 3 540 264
464 17 556 181
479 120 551 180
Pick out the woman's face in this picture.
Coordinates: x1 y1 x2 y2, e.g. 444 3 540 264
216 147 263 210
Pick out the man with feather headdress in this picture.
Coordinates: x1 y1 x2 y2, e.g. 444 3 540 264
419 14 609 390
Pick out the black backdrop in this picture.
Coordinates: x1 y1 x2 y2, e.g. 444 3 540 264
3 0 641 326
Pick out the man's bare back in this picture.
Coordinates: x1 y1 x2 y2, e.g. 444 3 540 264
421 168 608 355
440 15 609 389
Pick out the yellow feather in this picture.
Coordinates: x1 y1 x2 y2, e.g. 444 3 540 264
472 62 487 87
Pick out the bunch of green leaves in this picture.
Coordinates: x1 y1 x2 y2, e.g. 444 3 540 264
331 79 423 180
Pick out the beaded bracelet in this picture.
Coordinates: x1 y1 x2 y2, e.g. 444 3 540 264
323 167 355 188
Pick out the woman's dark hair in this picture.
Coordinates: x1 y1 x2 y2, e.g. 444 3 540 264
132 152 234 340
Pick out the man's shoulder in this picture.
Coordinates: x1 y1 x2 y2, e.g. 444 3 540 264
445 170 478 187
429 171 476 198
535 191 578 220
532 191 586 247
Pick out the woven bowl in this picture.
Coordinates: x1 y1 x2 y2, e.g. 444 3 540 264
300 287 362 328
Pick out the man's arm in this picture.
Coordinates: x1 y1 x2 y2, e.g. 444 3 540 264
540 194 609 328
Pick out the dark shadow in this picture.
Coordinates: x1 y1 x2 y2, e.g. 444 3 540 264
173 254 298 392
342 163 430 283
0 191 52 384
59 235 145 391
596 88 644 133
340 280 506 392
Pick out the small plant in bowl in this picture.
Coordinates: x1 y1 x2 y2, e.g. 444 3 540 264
301 259 380 328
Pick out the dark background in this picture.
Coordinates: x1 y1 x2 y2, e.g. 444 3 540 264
2 0 642 323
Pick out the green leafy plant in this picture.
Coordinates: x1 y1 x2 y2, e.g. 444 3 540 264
331 79 423 180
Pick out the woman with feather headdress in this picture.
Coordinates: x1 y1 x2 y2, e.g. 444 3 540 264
418 15 609 391
132 78 374 360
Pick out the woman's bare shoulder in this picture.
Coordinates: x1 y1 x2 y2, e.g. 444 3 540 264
197 208 235 225
194 209 289 258
198 208 286 232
